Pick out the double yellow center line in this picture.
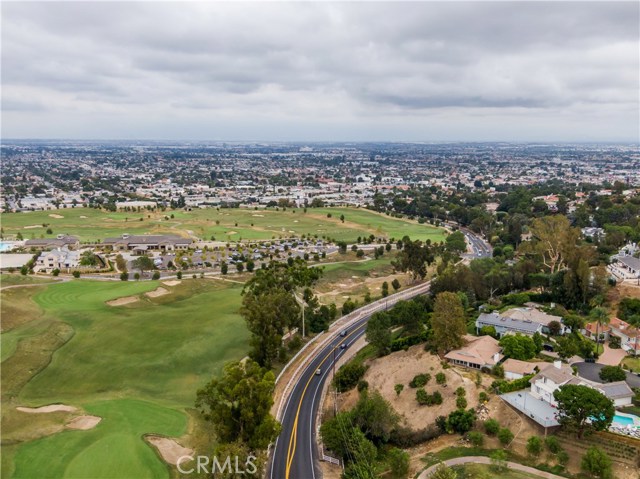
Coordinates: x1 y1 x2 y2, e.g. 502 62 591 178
284 325 364 478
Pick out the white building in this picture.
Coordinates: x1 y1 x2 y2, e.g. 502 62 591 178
36 248 80 272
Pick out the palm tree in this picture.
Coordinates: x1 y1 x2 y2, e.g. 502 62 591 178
589 307 610 356
626 314 640 363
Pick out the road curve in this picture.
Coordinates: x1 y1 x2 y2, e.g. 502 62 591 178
269 229 492 479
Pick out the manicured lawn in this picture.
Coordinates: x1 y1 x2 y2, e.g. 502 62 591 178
11 399 186 479
0 206 446 243
622 355 640 372
1 279 248 479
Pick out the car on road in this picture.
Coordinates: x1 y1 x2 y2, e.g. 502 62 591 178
340 329 348 337
315 368 322 376
340 343 347 349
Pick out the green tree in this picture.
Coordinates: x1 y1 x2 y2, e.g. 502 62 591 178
581 446 612 479
120 271 128 281
484 419 500 435
599 365 626 382
392 238 434 281
467 431 484 447
445 230 467 255
381 281 389 297
432 292 466 353
236 262 244 273
333 362 367 393
196 359 280 450
394 384 404 397
246 259 255 272
366 311 392 356
447 408 475 434
388 448 409 478
115 254 127 272
499 334 537 360
351 391 399 442
132 255 155 276
391 278 401 291
490 449 508 473
152 271 160 280
553 385 614 438
221 262 228 274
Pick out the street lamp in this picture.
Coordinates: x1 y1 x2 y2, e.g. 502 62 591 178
293 292 308 338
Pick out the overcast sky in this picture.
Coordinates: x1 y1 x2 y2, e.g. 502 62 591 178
2 1 638 142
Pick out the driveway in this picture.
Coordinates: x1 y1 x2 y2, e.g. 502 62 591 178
598 343 628 366
574 362 640 388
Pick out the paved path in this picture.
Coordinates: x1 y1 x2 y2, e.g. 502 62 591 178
418 456 566 479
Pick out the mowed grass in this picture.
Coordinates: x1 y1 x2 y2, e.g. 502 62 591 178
0 206 446 243
1 278 248 479
452 464 547 478
11 399 186 479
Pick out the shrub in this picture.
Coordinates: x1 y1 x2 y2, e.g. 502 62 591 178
435 372 446 385
557 450 569 466
388 448 409 478
120 272 129 281
447 409 476 434
544 436 562 454
432 391 443 405
134 272 141 280
394 384 404 396
526 436 543 457
581 446 612 479
456 396 468 409
334 362 367 393
176 271 182 279
599 365 626 382
72 271 80 278
416 388 429 405
498 427 514 446
52 268 60 277
410 373 431 388
455 386 466 397
479 392 489 403
152 271 160 280
467 431 484 447
357 380 369 392
484 418 500 435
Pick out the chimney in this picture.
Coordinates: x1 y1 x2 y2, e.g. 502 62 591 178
554 360 561 369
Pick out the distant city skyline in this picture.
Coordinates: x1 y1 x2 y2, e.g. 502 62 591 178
2 1 639 142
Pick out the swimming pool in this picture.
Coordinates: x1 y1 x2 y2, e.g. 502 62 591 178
613 414 635 426
0 242 15 252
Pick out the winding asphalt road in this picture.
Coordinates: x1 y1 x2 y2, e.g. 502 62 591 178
269 229 492 479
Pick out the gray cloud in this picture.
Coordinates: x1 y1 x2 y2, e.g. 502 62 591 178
1 1 638 141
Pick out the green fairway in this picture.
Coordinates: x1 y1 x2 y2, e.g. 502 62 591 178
0 206 446 243
1 278 248 479
11 399 186 479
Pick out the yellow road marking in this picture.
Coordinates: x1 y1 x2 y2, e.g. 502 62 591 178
285 325 364 478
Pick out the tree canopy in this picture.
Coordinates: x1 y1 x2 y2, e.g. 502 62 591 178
553 384 614 438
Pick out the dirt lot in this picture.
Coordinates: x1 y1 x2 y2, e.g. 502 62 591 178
337 345 481 429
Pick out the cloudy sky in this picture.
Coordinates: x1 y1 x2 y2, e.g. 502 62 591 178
2 1 638 142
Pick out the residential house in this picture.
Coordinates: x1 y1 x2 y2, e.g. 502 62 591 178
444 335 503 370
502 358 544 380
609 317 639 356
476 311 544 338
501 307 568 335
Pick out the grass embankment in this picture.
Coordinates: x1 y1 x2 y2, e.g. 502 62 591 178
451 463 548 478
0 206 446 243
0 274 56 288
1 278 248 479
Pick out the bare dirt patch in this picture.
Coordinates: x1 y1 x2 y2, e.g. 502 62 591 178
146 435 193 465
23 225 42 229
66 415 101 430
106 296 139 306
17 404 77 414
162 280 182 287
225 231 238 235
145 287 169 298
342 345 480 430
252 214 264 217
48 214 64 219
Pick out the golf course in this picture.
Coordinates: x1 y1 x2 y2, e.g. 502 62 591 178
1 278 248 479
0 206 446 243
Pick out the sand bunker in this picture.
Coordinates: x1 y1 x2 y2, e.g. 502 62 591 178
49 214 64 219
23 225 41 229
80 215 88 219
146 436 194 465
163 280 182 287
252 214 264 217
66 415 101 430
145 287 169 298
225 231 237 235
17 404 77 414
293 220 299 223
107 296 139 306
